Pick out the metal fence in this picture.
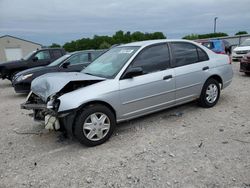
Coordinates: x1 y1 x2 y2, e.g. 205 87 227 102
209 34 250 49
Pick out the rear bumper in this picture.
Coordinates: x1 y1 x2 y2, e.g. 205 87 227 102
232 55 244 60
240 62 250 73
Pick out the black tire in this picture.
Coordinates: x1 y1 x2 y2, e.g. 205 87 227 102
74 104 116 147
245 72 250 76
199 78 220 108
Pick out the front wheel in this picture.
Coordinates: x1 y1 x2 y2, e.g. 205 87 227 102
74 104 116 147
199 79 220 108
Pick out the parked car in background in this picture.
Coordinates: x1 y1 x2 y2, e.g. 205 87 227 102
21 39 233 147
232 38 250 61
0 48 66 81
12 50 105 93
198 39 231 54
240 52 250 75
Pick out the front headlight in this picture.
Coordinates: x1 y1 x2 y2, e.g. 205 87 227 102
16 74 33 82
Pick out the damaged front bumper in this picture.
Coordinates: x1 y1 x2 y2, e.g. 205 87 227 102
21 92 76 135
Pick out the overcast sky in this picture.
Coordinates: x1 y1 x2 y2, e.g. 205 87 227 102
0 0 249 45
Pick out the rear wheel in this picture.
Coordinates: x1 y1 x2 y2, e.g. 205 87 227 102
74 104 116 147
199 78 220 108
245 72 250 76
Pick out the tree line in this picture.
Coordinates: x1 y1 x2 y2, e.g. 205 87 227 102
50 30 248 51
51 31 166 52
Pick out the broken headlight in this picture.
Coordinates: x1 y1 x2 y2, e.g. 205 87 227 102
47 95 60 111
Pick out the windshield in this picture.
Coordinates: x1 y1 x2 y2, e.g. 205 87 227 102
240 40 250 46
82 46 140 78
22 51 35 60
47 54 71 67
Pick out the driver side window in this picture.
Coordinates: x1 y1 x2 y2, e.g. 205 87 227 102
67 54 80 65
34 51 50 60
131 44 170 74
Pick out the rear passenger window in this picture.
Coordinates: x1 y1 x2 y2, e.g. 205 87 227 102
171 42 199 67
197 48 209 61
132 44 170 74
52 50 62 59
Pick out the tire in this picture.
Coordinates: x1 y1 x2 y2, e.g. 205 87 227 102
199 78 220 108
74 104 116 147
245 72 250 76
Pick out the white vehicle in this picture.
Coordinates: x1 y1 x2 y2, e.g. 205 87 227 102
232 38 250 61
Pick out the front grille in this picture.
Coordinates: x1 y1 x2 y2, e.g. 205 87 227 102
236 50 249 54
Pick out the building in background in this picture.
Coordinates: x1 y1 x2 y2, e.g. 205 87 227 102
0 35 42 62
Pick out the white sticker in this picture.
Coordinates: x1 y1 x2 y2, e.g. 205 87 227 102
119 49 134 54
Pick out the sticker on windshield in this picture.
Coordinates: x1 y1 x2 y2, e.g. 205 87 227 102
119 49 134 54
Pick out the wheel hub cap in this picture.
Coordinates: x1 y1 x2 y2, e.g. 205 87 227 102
83 112 110 141
206 84 218 103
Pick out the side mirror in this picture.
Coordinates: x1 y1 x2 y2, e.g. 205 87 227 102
62 62 70 68
32 57 38 62
123 67 143 79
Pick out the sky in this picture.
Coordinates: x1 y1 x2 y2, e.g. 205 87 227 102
0 0 250 46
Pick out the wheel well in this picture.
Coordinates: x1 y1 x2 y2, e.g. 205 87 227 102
68 101 117 137
208 75 223 88
77 101 117 119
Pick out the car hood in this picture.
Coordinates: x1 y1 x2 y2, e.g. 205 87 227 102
0 60 24 68
31 72 105 101
15 66 46 77
233 46 250 52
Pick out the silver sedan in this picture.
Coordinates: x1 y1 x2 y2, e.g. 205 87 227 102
21 39 233 146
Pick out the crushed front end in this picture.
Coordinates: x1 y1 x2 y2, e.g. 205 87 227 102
21 92 63 130
21 91 78 137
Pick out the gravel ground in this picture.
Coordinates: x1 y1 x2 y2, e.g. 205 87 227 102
0 62 249 188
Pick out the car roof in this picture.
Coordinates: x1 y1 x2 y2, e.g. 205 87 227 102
120 39 197 47
68 49 105 55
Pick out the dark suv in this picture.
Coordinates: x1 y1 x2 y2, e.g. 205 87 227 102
0 48 65 80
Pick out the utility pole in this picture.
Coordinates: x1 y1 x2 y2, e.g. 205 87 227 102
214 17 218 33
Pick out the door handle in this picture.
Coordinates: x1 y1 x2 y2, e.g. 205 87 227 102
163 75 173 80
202 66 209 71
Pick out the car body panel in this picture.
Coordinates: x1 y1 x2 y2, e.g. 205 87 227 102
22 39 233 129
31 72 105 102
119 69 175 119
0 48 65 80
12 50 105 93
232 39 250 60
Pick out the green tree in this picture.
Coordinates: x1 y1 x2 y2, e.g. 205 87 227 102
62 31 166 52
182 32 228 40
99 41 111 49
235 31 248 35
50 43 61 48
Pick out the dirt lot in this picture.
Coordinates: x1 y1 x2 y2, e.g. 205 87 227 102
0 62 249 188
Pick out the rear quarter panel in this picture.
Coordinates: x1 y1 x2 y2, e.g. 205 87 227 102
206 54 233 89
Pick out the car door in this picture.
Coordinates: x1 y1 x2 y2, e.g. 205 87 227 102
119 43 175 120
31 50 52 67
169 42 210 104
60 53 90 72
